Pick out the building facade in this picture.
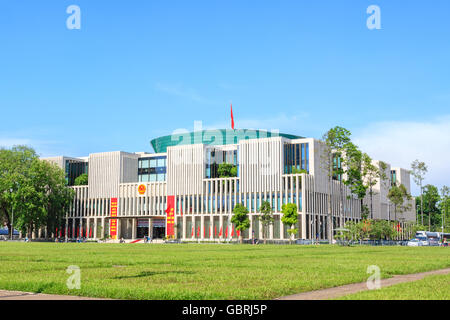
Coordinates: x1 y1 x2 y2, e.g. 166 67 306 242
44 129 416 241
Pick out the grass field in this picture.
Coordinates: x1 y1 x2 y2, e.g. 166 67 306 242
0 243 448 299
337 273 450 300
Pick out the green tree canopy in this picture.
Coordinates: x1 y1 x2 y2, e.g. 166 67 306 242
257 200 274 244
388 184 412 222
281 203 298 243
291 167 307 174
0 146 39 237
231 203 250 244
217 163 237 178
415 184 441 231
0 146 74 238
74 173 88 186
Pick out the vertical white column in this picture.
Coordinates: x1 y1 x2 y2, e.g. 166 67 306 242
209 215 214 240
249 214 253 241
280 214 284 240
182 214 186 240
117 219 121 240
94 218 98 240
191 215 195 240
86 218 90 239
132 218 136 239
219 214 223 241
147 218 152 237
201 215 205 240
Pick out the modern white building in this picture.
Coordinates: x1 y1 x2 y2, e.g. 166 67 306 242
44 129 416 242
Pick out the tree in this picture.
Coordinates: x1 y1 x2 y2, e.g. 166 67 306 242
74 173 88 186
415 184 441 231
387 184 412 222
440 186 449 233
0 146 74 239
281 203 298 244
291 167 307 174
322 126 352 242
411 160 428 225
42 161 75 238
363 156 388 220
369 220 396 240
257 201 274 244
217 163 237 178
231 204 250 244
0 146 39 238
343 143 367 216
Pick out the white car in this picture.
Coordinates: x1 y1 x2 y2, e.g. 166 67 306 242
407 239 423 247
416 236 429 246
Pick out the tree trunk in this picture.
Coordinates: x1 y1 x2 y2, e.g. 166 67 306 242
360 199 364 222
420 185 424 225
339 182 344 229
263 225 267 245
239 235 243 244
1 208 12 238
327 154 333 243
28 222 33 240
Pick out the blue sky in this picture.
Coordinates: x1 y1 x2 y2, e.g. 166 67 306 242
0 1 449 194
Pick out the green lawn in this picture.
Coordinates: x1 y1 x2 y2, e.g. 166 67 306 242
337 273 450 300
0 243 448 300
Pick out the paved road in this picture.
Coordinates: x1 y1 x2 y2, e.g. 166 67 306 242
276 267 450 300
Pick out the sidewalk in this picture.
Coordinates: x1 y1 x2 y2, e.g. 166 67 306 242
0 290 107 300
276 267 450 300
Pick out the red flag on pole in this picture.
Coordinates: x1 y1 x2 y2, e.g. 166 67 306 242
197 226 200 237
219 226 222 237
231 226 234 237
89 228 92 238
231 103 235 130
237 229 240 237
215 226 217 237
191 226 194 237
77 226 80 237
225 226 228 238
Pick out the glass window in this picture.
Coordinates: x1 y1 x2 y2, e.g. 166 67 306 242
150 159 157 167
149 174 156 182
157 158 165 167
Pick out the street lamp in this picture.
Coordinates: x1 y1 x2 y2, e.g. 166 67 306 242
10 188 14 241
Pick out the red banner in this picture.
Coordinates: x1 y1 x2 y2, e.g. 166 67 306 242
110 198 118 239
165 195 175 237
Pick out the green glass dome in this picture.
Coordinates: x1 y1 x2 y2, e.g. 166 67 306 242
151 129 302 153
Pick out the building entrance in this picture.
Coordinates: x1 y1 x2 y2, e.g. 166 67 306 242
137 219 149 239
152 219 166 239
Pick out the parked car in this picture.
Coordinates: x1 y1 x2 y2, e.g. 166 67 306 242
407 239 423 247
416 236 429 246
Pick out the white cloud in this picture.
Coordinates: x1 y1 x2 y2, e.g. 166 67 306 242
353 115 450 195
